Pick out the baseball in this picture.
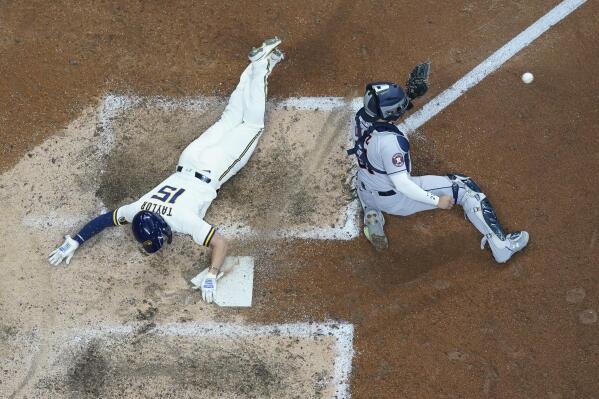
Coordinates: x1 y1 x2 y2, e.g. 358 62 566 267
521 72 534 84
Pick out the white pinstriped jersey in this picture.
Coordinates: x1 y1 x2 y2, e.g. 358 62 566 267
116 172 217 247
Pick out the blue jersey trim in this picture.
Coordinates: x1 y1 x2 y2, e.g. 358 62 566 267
396 135 410 152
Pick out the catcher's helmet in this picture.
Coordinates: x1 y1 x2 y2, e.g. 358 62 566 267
132 211 172 254
363 82 411 121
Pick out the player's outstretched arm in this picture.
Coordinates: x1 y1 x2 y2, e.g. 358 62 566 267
48 210 124 266
200 233 228 303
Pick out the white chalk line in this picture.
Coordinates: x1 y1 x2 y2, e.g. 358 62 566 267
69 321 354 399
396 0 588 134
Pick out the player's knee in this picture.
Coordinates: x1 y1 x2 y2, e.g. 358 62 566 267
447 173 482 193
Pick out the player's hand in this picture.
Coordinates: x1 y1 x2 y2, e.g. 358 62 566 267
437 196 455 210
48 235 80 266
201 272 218 303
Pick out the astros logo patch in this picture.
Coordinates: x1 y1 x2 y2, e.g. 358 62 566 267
392 153 404 167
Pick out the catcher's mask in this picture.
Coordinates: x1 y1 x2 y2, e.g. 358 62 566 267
363 82 412 121
132 211 173 254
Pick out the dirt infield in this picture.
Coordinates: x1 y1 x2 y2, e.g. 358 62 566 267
1 1 598 398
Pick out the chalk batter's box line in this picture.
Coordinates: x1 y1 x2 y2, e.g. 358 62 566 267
98 94 362 241
70 321 354 399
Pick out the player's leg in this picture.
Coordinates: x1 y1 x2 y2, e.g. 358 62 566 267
203 40 281 136
177 62 254 167
376 175 456 216
215 50 284 185
216 63 253 130
241 49 284 128
189 63 253 147
447 174 529 263
179 36 281 155
356 178 388 250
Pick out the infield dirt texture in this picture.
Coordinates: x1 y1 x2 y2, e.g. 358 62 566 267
1 1 598 398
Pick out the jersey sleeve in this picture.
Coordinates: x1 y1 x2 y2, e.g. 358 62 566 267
191 219 217 247
389 172 439 206
115 203 138 225
380 136 409 175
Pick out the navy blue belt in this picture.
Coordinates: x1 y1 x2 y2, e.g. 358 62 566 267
360 182 395 196
176 166 211 184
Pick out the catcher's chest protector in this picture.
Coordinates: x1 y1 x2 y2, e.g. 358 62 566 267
347 120 410 175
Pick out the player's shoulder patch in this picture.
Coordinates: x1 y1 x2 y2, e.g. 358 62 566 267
392 153 404 167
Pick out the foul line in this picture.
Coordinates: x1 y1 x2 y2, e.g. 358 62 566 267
397 0 587 134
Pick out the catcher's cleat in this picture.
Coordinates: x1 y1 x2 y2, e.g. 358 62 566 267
364 211 388 251
481 230 529 261
248 37 282 62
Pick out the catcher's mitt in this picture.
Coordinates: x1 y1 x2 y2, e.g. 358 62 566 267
406 62 430 100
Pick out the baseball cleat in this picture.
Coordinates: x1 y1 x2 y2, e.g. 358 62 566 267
480 230 529 262
268 49 285 70
248 36 282 62
506 231 529 252
364 211 388 251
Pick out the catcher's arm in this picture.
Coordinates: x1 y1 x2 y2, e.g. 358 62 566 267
405 62 431 100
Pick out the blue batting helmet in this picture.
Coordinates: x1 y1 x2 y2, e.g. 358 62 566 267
132 211 172 254
363 82 411 121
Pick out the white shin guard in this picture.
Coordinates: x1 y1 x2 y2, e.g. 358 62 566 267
462 192 513 263
450 174 528 263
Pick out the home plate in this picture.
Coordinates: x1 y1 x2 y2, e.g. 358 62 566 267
190 256 254 307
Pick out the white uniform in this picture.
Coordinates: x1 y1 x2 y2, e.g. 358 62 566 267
116 58 273 247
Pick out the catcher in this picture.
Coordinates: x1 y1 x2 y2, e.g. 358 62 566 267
348 64 529 263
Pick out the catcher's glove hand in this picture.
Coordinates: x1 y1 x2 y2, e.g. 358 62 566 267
406 62 431 100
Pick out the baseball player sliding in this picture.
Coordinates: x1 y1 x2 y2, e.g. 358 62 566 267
49 37 285 301
349 65 529 263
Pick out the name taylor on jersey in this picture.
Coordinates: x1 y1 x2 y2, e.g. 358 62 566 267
140 201 174 217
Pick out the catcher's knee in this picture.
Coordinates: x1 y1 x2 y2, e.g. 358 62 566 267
447 173 481 204
447 173 482 193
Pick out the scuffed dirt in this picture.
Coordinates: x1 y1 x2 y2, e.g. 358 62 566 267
2 1 599 398
35 332 337 399
95 98 354 234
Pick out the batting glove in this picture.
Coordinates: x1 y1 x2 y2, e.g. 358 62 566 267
201 272 219 303
48 235 80 266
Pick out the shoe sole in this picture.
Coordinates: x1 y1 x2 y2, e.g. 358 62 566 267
364 226 388 251
248 37 282 62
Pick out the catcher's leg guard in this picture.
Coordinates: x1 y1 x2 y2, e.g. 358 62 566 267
448 174 529 263
364 210 388 251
